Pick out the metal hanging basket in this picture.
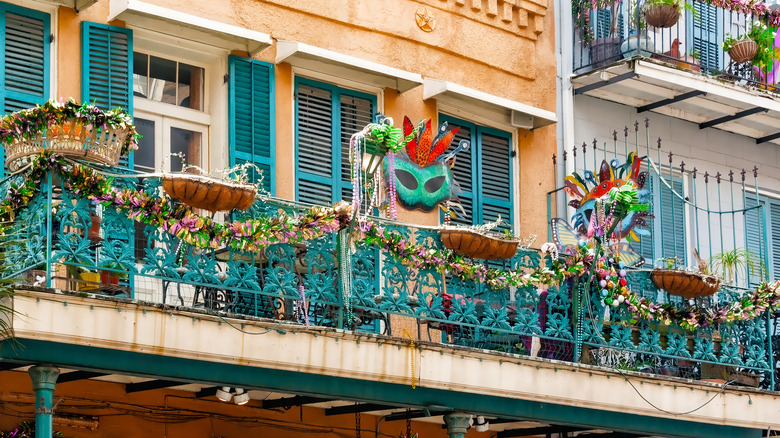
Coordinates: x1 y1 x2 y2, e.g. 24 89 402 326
728 39 758 64
650 269 721 299
440 228 519 260
162 174 257 212
644 4 681 29
4 118 130 171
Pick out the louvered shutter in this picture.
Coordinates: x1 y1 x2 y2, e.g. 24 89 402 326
448 123 474 226
82 22 132 168
478 130 512 231
229 55 274 195
745 196 767 286
692 1 720 72
769 201 780 280
297 83 335 205
745 196 779 285
659 177 686 263
339 93 373 202
295 79 374 206
0 5 50 176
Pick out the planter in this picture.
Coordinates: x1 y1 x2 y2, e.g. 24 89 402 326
621 34 655 58
78 272 100 291
678 55 701 72
729 371 760 387
4 118 132 171
644 4 681 28
162 174 257 212
88 214 101 242
590 37 623 67
440 228 519 260
728 39 758 64
650 269 720 299
100 270 120 286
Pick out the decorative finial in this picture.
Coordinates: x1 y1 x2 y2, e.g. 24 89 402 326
624 126 628 137
552 154 557 165
563 150 567 161
680 161 685 172
716 172 721 184
704 171 709 183
729 170 734 182
573 146 577 157
645 118 649 128
753 165 758 178
693 167 697 179
668 150 673 164
612 130 618 141
741 168 746 182
593 138 598 150
582 142 586 154
657 137 662 149
634 120 639 131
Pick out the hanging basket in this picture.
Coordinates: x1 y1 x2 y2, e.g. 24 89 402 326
728 39 758 64
440 228 519 260
650 269 721 299
162 174 257 212
644 4 681 28
4 118 130 171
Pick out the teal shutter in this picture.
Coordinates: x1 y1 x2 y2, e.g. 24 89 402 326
295 79 374 205
745 196 778 285
81 22 132 168
659 177 686 263
635 170 655 265
81 22 132 112
443 116 513 231
691 1 720 72
0 4 50 176
478 129 512 231
229 55 274 195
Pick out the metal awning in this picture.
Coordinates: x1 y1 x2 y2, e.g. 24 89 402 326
108 0 273 55
423 78 557 130
572 59 780 145
275 41 423 93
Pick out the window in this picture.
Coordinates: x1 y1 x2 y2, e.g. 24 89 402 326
634 173 687 266
132 52 207 173
295 78 376 205
745 195 780 286
0 3 51 175
441 116 513 231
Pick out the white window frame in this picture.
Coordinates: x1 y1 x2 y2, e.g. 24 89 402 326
133 110 208 173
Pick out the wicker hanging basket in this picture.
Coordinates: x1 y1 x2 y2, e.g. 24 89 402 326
644 4 681 28
650 269 721 299
4 118 130 171
728 39 758 64
162 174 257 212
440 228 519 260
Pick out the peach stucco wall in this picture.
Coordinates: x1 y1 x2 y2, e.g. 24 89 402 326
52 0 556 238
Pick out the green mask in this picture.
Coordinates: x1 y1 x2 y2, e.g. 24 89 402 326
386 153 453 212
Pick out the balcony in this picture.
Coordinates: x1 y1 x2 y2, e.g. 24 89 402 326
3 152 777 393
570 0 780 145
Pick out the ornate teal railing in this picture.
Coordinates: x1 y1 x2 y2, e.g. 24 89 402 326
7 163 777 390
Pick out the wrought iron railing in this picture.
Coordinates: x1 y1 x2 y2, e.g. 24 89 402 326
572 0 780 93
6 163 777 390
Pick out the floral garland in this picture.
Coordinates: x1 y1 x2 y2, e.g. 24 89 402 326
0 99 140 156
4 152 780 331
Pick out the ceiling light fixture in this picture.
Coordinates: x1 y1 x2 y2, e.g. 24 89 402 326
215 386 232 402
233 388 250 405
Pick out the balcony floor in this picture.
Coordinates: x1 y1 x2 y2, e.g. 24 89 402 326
572 59 780 146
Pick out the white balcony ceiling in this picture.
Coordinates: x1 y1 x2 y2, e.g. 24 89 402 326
572 59 780 145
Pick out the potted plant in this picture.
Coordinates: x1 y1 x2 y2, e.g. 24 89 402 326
722 21 774 65
99 261 128 286
440 218 520 260
709 248 766 286
650 254 721 299
643 0 693 29
0 99 139 171
572 0 624 65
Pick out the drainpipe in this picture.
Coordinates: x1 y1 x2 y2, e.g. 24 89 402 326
444 412 471 438
29 365 60 438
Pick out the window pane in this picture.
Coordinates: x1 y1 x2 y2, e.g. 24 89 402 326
148 55 177 105
178 63 204 110
134 118 155 173
132 52 149 99
170 127 202 172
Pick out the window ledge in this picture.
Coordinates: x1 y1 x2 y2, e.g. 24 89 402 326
109 0 272 55
423 78 557 131
276 41 423 93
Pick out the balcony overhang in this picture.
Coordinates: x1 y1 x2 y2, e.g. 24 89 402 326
572 59 780 145
275 41 423 93
423 78 557 130
108 0 272 55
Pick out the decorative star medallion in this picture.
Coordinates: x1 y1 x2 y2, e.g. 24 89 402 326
415 7 436 32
